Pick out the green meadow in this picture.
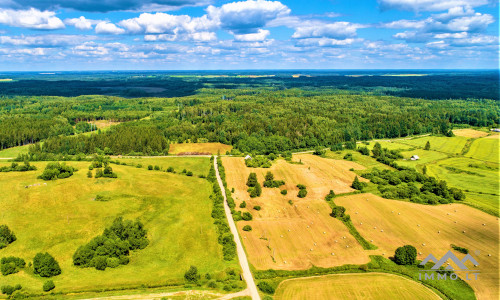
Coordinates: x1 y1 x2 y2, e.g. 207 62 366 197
0 160 238 296
396 135 469 154
465 135 499 163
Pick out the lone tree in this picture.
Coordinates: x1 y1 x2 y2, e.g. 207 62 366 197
351 176 364 190
184 266 200 283
424 141 431 150
394 245 417 265
0 225 16 249
33 253 61 277
372 142 382 158
246 173 258 187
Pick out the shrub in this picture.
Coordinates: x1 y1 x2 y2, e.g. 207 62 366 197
246 173 258 187
451 244 469 254
242 225 252 231
148 165 153 170
249 183 262 198
94 194 109 201
239 201 247 208
38 162 76 180
87 170 92 178
242 212 253 221
186 171 193 176
33 253 61 277
281 189 287 195
394 245 417 265
343 153 353 161
257 281 275 294
253 206 261 211
42 280 55 292
297 189 307 198
154 165 160 170
184 266 200 283
1 284 21 295
296 184 306 190
0 257 26 276
167 166 174 172
351 176 365 191
0 225 16 249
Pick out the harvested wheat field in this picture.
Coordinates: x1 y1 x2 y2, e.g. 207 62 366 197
274 272 441 300
336 193 499 300
453 129 489 138
222 155 370 270
169 142 232 155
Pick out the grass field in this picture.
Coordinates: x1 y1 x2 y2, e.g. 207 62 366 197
366 140 415 152
336 193 499 300
396 149 448 169
0 144 31 158
453 129 489 138
222 155 371 270
324 150 393 170
396 136 469 155
463 192 499 218
465 134 499 163
274 273 440 300
168 143 232 155
115 157 210 177
0 160 238 295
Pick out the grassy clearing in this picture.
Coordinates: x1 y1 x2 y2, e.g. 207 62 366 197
463 192 499 217
0 144 31 158
222 155 371 270
115 157 210 177
274 272 440 300
0 161 238 295
168 143 232 155
453 129 489 138
365 141 414 152
324 150 393 170
396 149 448 169
465 135 499 163
336 193 499 300
396 136 468 155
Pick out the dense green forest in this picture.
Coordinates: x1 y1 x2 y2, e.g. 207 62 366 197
0 72 498 156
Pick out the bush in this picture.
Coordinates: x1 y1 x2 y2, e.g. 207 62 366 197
257 281 275 294
38 162 76 180
253 206 261 211
351 176 365 191
242 212 253 221
297 189 307 198
148 165 153 170
249 183 262 198
167 166 174 172
186 171 193 176
0 257 26 276
281 189 287 195
42 280 55 292
242 225 252 231
239 201 246 208
87 170 92 178
246 173 258 187
94 194 109 201
184 266 200 283
451 244 469 254
394 245 417 265
296 184 306 190
0 225 16 249
154 165 160 170
1 284 21 295
33 253 61 277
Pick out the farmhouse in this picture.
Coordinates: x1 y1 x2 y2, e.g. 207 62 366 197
410 155 420 161
490 128 500 132
244 155 252 160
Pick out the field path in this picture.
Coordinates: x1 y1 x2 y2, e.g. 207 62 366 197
214 156 261 300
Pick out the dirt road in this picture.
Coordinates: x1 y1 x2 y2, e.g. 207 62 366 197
214 156 261 300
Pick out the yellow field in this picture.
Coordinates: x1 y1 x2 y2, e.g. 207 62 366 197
453 129 489 138
0 161 236 295
465 134 499 163
92 120 122 129
274 273 440 300
336 193 499 300
168 143 232 155
222 155 370 270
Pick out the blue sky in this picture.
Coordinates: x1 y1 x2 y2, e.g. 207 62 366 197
0 0 498 70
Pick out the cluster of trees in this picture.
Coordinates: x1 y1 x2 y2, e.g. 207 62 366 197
362 168 465 204
1 257 25 276
246 173 262 198
0 225 16 249
30 124 169 156
207 158 237 261
451 244 469 254
38 162 76 180
1 284 21 296
34 252 61 277
0 162 36 173
73 217 149 271
263 171 284 188
370 142 404 165
245 155 273 168
351 176 367 191
297 184 307 198
88 156 117 178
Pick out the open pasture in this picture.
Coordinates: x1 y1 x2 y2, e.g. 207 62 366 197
453 129 489 138
396 136 468 155
274 273 440 300
115 156 210 176
0 144 30 158
168 142 232 155
396 149 448 168
465 134 499 163
222 155 371 270
336 193 499 300
0 161 235 295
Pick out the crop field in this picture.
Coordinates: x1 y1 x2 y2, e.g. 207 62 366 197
396 149 448 169
396 136 469 155
453 129 489 138
115 156 210 177
0 161 237 295
465 134 499 163
274 273 440 300
336 193 499 300
168 143 232 155
366 140 414 151
222 155 371 270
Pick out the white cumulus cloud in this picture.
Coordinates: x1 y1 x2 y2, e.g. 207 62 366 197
0 8 64 29
95 21 125 34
